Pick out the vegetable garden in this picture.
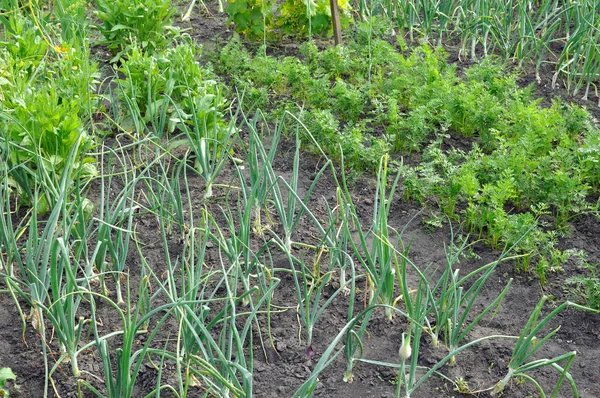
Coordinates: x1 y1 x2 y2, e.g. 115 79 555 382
1 0 600 397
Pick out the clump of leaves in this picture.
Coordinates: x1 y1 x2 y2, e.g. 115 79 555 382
117 37 225 135
1 85 98 210
226 0 275 39
225 0 352 38
303 109 339 150
0 13 47 73
0 368 17 397
94 0 176 60
0 14 48 101
211 33 599 286
212 35 252 76
277 0 352 37
331 79 364 123
0 19 99 210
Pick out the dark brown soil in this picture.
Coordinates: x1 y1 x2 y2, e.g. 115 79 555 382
1 2 599 398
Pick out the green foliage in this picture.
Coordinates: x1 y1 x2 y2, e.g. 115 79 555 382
5 88 91 167
117 37 225 136
350 15 396 45
214 20 600 282
0 368 17 397
304 109 339 149
0 13 48 100
53 0 89 42
566 251 600 310
389 56 599 279
0 16 99 209
315 44 354 80
2 8 600 397
359 0 600 98
226 0 274 38
225 0 352 38
1 87 97 208
331 79 364 123
0 13 48 67
211 35 252 77
1 17 98 113
278 0 352 37
94 0 176 59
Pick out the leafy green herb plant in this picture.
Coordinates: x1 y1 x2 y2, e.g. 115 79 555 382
94 0 176 60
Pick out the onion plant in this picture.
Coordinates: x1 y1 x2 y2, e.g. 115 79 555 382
44 189 97 380
555 8 600 103
79 276 189 398
266 151 358 358
93 141 140 305
137 202 278 397
211 185 280 322
215 193 259 307
321 187 355 296
178 90 234 200
293 301 514 397
346 154 402 320
136 212 251 396
182 0 206 21
396 221 533 364
0 143 85 394
324 151 391 383
274 225 355 359
276 185 363 359
45 234 88 378
0 159 29 283
360 0 599 97
435 262 510 366
237 108 282 237
399 237 514 365
182 0 223 20
138 155 186 237
352 313 516 398
169 255 268 398
492 296 599 397
266 130 330 253
91 133 174 305
236 107 329 248
295 226 595 397
436 0 457 46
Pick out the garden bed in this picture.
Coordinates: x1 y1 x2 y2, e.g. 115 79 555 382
1 2 600 398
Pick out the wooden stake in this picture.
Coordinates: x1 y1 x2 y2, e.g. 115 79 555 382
330 0 342 45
